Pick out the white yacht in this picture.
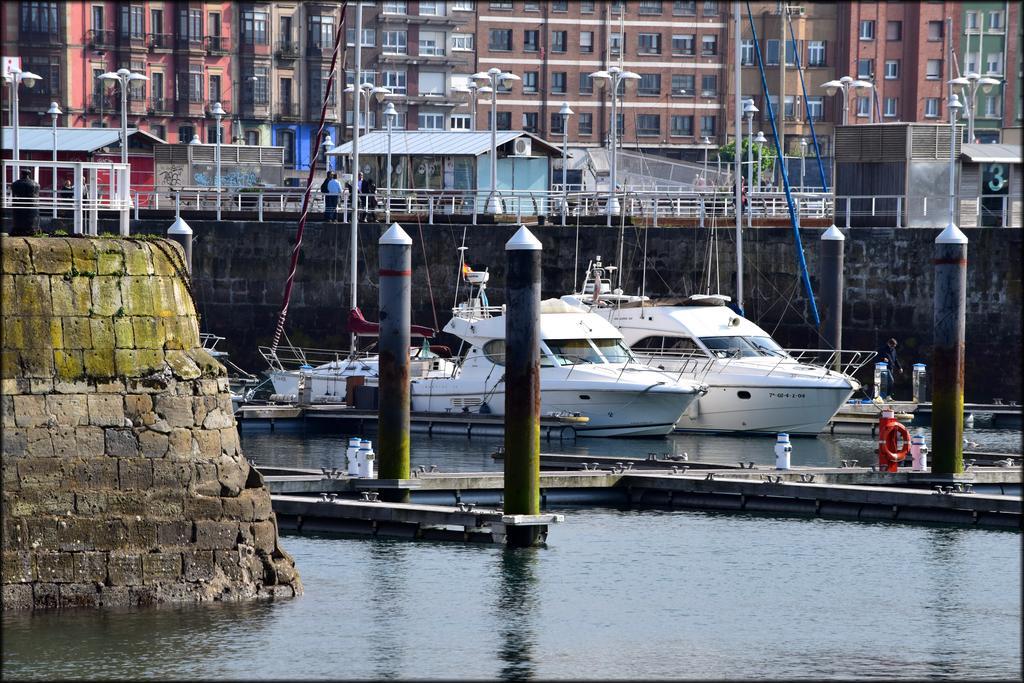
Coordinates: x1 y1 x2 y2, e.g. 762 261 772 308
562 258 865 436
410 269 707 438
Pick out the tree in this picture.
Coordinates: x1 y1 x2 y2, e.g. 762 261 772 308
717 138 776 185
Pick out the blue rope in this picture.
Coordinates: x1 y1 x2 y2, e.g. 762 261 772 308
785 11 828 192
745 0 820 327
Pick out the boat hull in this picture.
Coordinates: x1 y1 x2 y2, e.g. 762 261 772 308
674 382 856 435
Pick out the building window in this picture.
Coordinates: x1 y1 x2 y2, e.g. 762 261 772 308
189 67 204 103
700 74 717 97
450 114 471 130
151 124 166 141
884 97 898 118
523 112 538 133
20 1 59 34
241 9 268 45
523 71 538 93
610 32 624 57
418 112 445 130
926 59 942 80
855 96 870 117
638 73 661 95
209 74 221 103
279 130 295 166
24 55 60 96
884 60 899 80
245 130 260 146
924 98 940 118
552 0 569 11
419 30 445 56
639 0 663 14
578 112 592 135
178 126 195 143
347 28 377 47
986 53 1003 75
419 1 445 16
551 31 567 53
636 114 660 136
859 20 875 40
308 15 334 50
740 40 754 65
551 72 567 94
383 31 408 54
672 74 694 96
806 97 823 121
965 11 978 30
383 70 407 95
579 72 593 94
309 70 334 107
615 113 624 135
580 31 594 53
451 33 474 51
700 115 715 137
524 1 540 11
524 30 539 52
581 1 596 13
983 94 1002 117
857 58 873 79
345 71 376 88
702 1 719 16
784 40 798 66
549 112 564 134
766 39 780 65
489 29 512 51
489 111 512 130
965 52 980 74
418 71 445 96
383 1 408 14
988 10 1004 30
927 21 944 41
674 0 696 16
670 115 693 136
451 0 472 9
119 5 144 38
638 33 662 55
701 35 717 56
673 34 695 56
807 40 825 66
886 20 902 41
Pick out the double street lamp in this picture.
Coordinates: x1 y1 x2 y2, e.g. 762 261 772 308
472 67 519 214
948 72 1000 143
452 82 492 131
97 68 148 166
558 102 573 226
210 101 225 218
384 101 397 223
47 101 61 217
753 131 768 191
821 75 872 126
799 137 808 191
589 66 640 225
4 67 42 175
345 82 391 133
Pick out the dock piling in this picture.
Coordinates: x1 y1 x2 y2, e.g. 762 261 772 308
504 225 544 547
820 225 845 372
377 223 413 501
932 223 968 474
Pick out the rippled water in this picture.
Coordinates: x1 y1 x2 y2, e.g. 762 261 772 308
3 426 1020 680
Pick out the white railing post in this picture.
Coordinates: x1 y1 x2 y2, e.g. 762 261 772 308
88 169 99 236
258 192 264 222
119 166 130 236
844 196 851 229
134 190 140 221
73 162 83 235
428 195 434 224
516 193 522 223
653 198 659 227
896 195 902 228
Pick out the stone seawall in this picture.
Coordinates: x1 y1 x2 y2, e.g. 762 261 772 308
1 236 301 609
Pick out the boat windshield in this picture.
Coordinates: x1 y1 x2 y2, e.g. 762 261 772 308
748 336 790 358
700 336 762 359
591 338 635 364
545 339 605 365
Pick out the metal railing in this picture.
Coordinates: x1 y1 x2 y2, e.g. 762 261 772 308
204 35 230 53
835 194 1019 229
147 32 173 50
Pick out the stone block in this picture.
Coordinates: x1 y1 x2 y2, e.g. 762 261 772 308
152 460 193 488
107 553 143 586
3 462 21 490
13 395 47 427
143 552 183 585
195 520 240 550
198 379 220 396
144 491 186 518
154 395 195 428
123 394 153 422
251 521 277 553
90 276 123 317
165 350 201 379
252 492 273 521
3 315 26 349
2 427 28 458
83 349 117 378
156 521 194 547
216 455 248 497
113 317 134 348
45 394 89 426
50 276 92 317
88 519 129 551
122 242 153 276
73 491 107 516
54 349 85 381
118 458 154 490
153 277 178 316
122 277 155 315
125 518 158 549
3 584 34 610
3 550 36 582
72 552 108 583
87 394 124 427
152 247 178 277
32 583 60 609
96 585 131 608
189 348 226 378
103 492 148 517
1 238 33 274
131 316 162 350
1 348 20 379
28 239 73 274
105 428 140 457
69 458 118 488
49 426 78 458
94 378 125 394
25 428 56 458
88 318 115 351
203 407 234 430
183 494 223 520
139 430 169 458
192 425 221 459
182 550 215 582
96 244 124 276
213 549 245 583
75 426 106 457
56 517 97 551
59 582 101 608
220 428 241 457
36 551 75 583
13 275 51 317
68 238 99 274
221 490 256 522
114 349 165 377
1 393 15 427
60 316 92 350
167 428 193 457
29 378 54 393
17 458 64 487
193 463 222 496
20 346 54 378
52 378 90 394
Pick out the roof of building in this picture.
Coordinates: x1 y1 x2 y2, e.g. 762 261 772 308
961 143 1020 164
327 130 561 157
1 126 165 152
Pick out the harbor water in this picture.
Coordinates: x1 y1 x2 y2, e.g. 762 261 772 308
3 425 1020 680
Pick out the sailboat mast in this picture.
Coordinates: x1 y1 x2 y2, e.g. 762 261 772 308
349 0 363 356
733 1 744 315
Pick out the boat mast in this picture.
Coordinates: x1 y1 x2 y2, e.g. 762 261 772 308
349 0 363 357
733 1 744 315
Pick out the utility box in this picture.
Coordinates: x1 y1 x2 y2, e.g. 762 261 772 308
834 123 961 228
353 385 379 411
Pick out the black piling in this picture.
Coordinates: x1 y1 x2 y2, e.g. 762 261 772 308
931 223 968 474
820 225 845 371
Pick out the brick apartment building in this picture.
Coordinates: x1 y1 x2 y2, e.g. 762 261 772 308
956 1 1020 143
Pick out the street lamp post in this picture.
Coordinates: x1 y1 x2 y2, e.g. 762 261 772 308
98 68 148 167
384 101 397 224
48 101 61 218
743 100 758 230
559 102 573 226
323 134 334 172
210 101 225 219
821 75 872 126
4 68 42 176
589 66 641 226
701 135 711 185
473 67 519 214
754 131 768 191
948 73 1000 143
799 137 808 191
947 93 963 225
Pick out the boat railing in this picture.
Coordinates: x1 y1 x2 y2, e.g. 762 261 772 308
450 302 505 321
258 344 376 374
784 348 876 377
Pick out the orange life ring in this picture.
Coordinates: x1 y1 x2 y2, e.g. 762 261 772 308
881 422 911 463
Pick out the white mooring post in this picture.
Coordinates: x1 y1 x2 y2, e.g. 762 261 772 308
775 433 792 470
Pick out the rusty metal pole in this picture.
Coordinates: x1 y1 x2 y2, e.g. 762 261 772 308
504 225 543 547
820 225 845 372
931 96 966 475
377 223 412 501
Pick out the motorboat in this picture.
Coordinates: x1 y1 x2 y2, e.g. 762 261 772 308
200 332 263 412
410 267 707 438
561 257 866 436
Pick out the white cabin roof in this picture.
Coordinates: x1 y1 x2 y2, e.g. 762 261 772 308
445 299 624 346
641 303 771 339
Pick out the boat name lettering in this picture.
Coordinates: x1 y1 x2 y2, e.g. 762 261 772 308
768 392 806 399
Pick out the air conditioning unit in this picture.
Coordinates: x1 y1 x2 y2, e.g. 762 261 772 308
513 137 532 156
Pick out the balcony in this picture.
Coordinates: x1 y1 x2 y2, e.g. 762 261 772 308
86 93 116 112
412 12 469 26
87 28 115 49
116 31 148 52
306 43 333 58
205 35 230 55
276 41 300 61
147 33 173 51
175 35 206 53
148 97 173 115
276 103 301 121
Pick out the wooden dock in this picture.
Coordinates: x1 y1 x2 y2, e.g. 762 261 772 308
914 402 1021 427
